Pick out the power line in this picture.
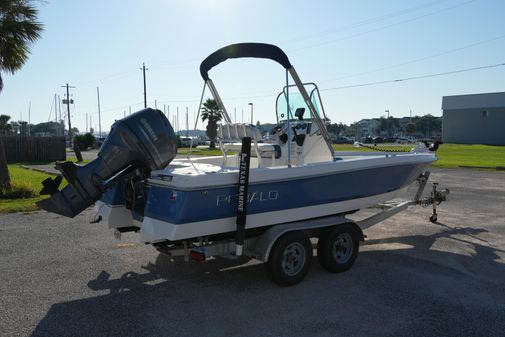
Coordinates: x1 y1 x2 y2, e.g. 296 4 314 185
53 1 477 96
289 0 476 53
318 33 505 84
73 70 137 87
320 62 505 92
280 0 451 45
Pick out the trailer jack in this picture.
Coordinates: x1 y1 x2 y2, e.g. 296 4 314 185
418 182 450 223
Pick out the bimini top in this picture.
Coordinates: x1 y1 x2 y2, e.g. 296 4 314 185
199 43 292 81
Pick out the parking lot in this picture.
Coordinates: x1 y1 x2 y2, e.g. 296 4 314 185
1 168 504 337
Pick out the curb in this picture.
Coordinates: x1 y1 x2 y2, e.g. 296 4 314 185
459 165 505 171
21 165 60 176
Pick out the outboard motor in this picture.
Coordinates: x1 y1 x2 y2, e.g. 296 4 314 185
37 108 177 218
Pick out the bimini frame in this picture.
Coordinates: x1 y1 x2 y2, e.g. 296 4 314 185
193 42 335 161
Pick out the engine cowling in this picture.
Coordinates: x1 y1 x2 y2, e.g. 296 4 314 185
37 108 177 218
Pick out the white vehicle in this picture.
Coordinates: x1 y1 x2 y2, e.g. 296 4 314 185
396 137 412 144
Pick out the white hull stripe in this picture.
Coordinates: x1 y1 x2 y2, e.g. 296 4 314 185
139 190 398 242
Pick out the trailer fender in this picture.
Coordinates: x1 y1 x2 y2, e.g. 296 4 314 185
253 216 361 262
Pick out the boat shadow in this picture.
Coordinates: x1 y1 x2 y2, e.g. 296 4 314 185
360 221 505 277
30 222 505 337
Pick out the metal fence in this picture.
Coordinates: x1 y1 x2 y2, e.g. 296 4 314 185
0 136 66 163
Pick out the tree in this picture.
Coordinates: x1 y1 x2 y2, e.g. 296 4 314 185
327 122 347 136
404 123 416 136
9 120 19 135
0 0 43 93
376 116 399 137
30 121 60 136
0 114 12 135
73 132 96 150
412 115 441 137
201 98 223 149
342 122 359 138
0 0 43 190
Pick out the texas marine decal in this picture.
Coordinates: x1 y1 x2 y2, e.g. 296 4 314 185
216 190 279 207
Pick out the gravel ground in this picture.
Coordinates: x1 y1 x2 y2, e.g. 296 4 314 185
0 168 504 337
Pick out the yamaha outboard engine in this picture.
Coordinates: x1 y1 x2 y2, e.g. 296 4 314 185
37 108 177 218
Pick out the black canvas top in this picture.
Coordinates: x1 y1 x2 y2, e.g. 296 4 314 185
200 43 292 81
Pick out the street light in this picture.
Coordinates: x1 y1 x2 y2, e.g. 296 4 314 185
385 109 390 137
248 103 254 124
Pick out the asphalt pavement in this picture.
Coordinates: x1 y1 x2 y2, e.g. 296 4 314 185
0 168 504 337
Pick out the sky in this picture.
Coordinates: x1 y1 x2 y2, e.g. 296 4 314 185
1 0 504 133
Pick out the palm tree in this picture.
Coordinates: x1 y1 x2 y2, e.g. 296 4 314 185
0 114 12 135
0 0 43 189
376 116 400 137
0 0 43 93
201 98 223 149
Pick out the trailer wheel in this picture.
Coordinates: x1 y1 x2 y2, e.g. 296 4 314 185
317 224 359 273
429 214 438 223
264 231 312 286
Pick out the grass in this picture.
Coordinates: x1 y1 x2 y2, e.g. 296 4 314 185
333 143 505 169
432 144 505 169
0 165 63 214
179 144 505 169
332 144 413 152
1 143 503 214
177 147 231 156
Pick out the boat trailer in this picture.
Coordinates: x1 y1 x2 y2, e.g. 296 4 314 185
150 170 449 286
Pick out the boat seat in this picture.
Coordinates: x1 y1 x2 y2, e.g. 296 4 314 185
218 123 262 141
220 142 281 159
218 124 281 166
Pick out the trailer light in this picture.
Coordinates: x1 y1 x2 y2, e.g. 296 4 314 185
190 250 206 262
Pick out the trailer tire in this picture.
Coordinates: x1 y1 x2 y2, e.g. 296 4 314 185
264 231 312 286
317 224 359 273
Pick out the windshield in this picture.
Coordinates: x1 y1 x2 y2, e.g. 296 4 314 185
275 83 325 123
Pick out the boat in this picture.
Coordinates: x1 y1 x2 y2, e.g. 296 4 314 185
89 43 438 244
36 42 445 285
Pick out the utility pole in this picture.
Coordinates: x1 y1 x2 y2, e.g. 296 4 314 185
61 83 75 147
86 112 88 132
140 63 148 108
97 87 102 138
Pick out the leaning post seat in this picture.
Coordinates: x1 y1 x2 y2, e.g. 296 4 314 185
217 123 281 167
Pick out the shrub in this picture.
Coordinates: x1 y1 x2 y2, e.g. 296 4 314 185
0 182 35 199
73 133 96 150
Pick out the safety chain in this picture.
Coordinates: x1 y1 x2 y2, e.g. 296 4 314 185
358 143 411 153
